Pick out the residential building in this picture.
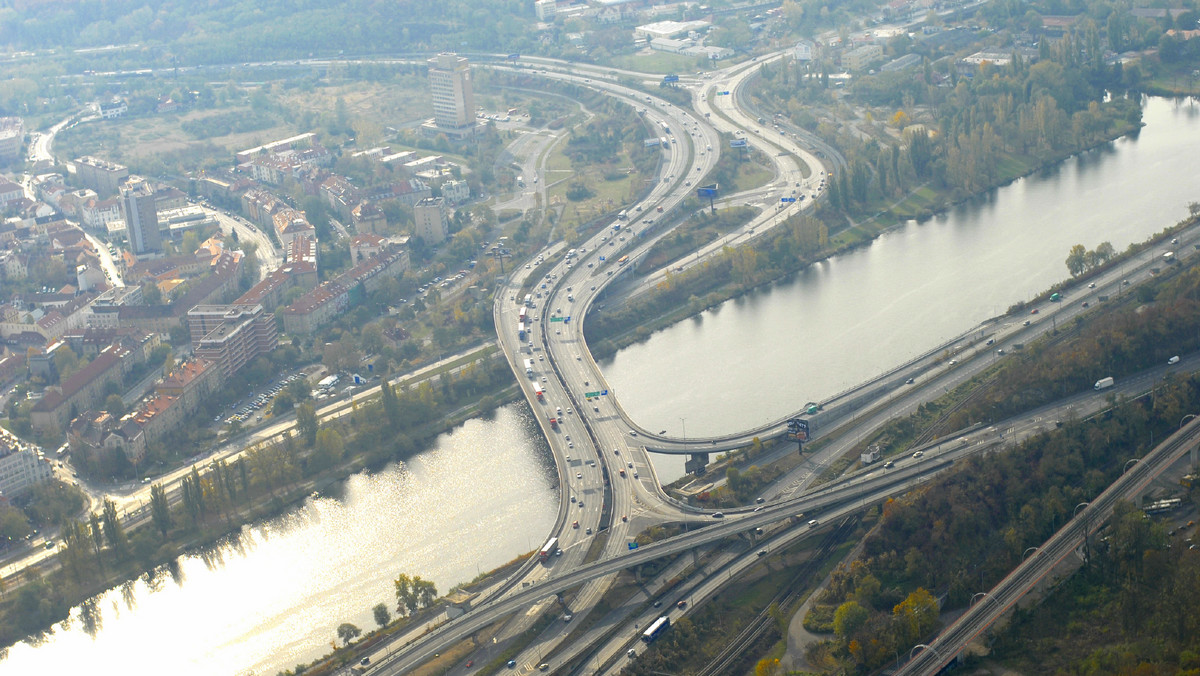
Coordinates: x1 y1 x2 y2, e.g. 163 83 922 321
74 156 130 195
427 53 476 132
234 262 317 311
98 97 128 119
441 179 471 205
120 176 162 256
156 358 221 413
0 431 53 499
842 43 884 71
285 234 317 270
414 196 448 244
0 179 24 209
350 201 387 234
281 245 409 334
350 233 387 263
30 341 139 436
234 132 317 165
68 410 146 466
272 208 316 249
0 117 24 164
192 305 278 377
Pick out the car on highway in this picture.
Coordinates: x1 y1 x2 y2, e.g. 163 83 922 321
621 515 628 522
585 527 592 534
905 378 915 384
507 660 517 668
807 519 818 528
1088 282 1096 288
576 472 582 479
633 472 638 478
1030 308 1039 314
629 430 638 436
1169 355 1181 364
627 461 633 468
912 451 925 458
884 460 895 468
712 512 724 518
676 600 688 609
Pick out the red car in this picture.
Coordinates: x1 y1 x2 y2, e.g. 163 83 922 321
572 520 579 529
1030 308 1039 314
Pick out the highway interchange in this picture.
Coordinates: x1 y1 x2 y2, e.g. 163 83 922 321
362 49 1200 675
14 45 1200 676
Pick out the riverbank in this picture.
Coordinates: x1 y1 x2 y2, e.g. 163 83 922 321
0 358 524 653
586 102 1148 361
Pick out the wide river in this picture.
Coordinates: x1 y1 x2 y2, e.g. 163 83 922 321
0 406 557 676
3 96 1199 675
603 96 1200 481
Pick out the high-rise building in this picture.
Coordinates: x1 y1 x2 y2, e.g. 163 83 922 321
414 197 448 244
120 176 161 256
427 53 475 131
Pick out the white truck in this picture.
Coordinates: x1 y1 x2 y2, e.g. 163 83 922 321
524 359 534 376
1094 376 1115 391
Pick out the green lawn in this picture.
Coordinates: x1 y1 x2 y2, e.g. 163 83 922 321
611 50 707 75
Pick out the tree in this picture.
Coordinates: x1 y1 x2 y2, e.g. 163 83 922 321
150 483 172 538
394 573 416 615
336 622 361 646
104 393 125 417
413 576 438 609
833 600 869 642
296 403 318 447
373 602 391 628
142 281 163 305
1065 243 1088 276
101 498 129 559
0 506 31 541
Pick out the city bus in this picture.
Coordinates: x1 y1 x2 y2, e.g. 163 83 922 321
642 616 670 642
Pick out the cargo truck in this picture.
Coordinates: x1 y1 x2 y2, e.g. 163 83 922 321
1094 376 1115 391
524 359 534 376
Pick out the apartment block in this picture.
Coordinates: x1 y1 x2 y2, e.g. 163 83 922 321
191 305 279 378
0 430 53 499
74 156 130 195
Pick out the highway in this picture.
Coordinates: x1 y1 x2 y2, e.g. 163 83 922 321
898 414 1200 675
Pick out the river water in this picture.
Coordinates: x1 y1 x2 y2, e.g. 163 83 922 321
5 96 1199 675
0 406 557 676
602 96 1200 481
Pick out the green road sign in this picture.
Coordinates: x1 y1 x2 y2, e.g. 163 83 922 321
550 316 565 322
585 391 601 398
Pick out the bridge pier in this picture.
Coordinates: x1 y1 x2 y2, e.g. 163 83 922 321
685 453 709 476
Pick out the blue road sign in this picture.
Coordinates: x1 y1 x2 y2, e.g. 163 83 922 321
717 90 730 95
697 188 718 198
730 138 748 148
663 74 679 83
602 389 608 395
599 256 606 261
628 542 639 550
781 197 796 202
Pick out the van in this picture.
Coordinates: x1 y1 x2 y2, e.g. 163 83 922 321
1168 355 1181 365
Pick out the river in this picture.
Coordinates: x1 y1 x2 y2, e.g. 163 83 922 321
602 96 1200 481
0 406 557 676
5 95 1199 675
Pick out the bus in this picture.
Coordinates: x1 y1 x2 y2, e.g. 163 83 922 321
618 255 629 266
642 616 670 642
538 537 558 561
518 306 528 324
524 294 532 307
